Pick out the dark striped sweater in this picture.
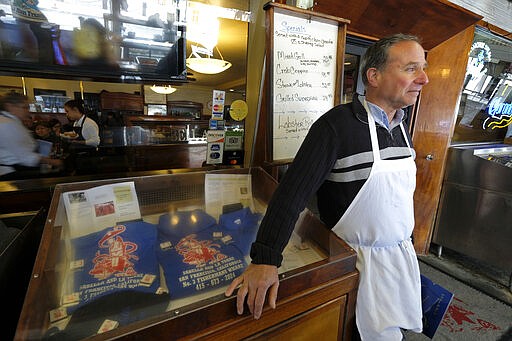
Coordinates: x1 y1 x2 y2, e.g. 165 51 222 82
251 96 415 266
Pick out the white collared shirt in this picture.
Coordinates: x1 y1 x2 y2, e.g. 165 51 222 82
359 95 406 131
73 115 100 147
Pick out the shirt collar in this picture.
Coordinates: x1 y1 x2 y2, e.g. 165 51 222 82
75 114 85 126
358 95 405 131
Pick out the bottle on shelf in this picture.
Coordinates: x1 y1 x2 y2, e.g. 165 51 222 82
51 98 58 113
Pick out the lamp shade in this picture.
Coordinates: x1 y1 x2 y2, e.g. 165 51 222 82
186 57 232 74
150 85 176 94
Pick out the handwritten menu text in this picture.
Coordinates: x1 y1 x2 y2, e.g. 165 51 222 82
272 12 338 160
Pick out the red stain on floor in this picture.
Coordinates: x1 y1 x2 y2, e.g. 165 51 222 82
441 297 501 334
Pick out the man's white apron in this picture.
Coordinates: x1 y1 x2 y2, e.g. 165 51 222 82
332 102 422 340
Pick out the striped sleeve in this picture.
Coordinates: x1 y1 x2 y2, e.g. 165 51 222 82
250 118 339 266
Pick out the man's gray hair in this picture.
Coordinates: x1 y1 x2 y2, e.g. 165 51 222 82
360 34 422 86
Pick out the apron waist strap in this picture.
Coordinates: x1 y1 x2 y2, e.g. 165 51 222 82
351 238 412 249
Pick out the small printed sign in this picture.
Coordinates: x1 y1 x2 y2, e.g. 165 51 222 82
97 319 119 334
211 90 225 120
206 130 225 164
229 100 248 121
140 274 156 287
49 307 68 322
62 292 80 306
69 259 84 270
224 130 243 151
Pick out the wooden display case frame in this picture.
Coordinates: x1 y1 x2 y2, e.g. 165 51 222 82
15 167 358 340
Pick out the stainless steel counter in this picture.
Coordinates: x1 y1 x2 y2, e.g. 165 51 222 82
433 143 512 272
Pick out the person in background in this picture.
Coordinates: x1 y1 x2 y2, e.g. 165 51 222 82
225 34 429 340
64 99 100 148
32 120 53 142
48 118 62 136
47 118 65 157
0 93 62 179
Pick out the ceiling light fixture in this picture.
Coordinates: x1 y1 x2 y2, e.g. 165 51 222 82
150 85 177 94
186 45 232 75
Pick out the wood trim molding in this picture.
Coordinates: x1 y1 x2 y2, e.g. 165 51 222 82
411 26 476 255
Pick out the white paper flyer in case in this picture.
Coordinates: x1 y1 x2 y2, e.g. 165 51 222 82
205 173 254 219
62 181 141 238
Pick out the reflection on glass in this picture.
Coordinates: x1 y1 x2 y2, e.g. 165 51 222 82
147 104 167 116
453 27 512 144
342 53 359 104
0 0 186 81
0 0 250 181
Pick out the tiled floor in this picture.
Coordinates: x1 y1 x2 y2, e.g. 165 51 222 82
405 255 512 341
419 245 512 308
403 246 512 340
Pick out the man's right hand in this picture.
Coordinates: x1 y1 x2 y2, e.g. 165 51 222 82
224 263 279 319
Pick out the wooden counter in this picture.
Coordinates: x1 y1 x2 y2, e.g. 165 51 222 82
70 142 207 174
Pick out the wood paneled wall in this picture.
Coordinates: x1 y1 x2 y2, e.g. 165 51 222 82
312 0 481 50
411 26 476 254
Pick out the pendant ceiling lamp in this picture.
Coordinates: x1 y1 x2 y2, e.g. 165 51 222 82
186 45 232 75
150 85 177 94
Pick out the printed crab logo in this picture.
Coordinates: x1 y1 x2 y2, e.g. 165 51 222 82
89 225 139 280
176 234 227 267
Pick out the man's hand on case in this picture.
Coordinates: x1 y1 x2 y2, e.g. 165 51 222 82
224 263 279 319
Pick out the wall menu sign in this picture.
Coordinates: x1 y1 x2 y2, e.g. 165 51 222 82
264 3 350 162
272 12 337 160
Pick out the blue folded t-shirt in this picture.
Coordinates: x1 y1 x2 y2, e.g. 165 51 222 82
156 209 250 299
218 207 262 256
158 209 217 239
66 221 161 311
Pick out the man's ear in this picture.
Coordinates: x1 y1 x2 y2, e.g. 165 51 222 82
366 68 379 87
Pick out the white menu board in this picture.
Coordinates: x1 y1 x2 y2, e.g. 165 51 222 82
272 12 338 161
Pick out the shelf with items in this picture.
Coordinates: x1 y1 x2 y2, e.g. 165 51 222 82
33 95 71 113
123 116 209 143
167 101 204 120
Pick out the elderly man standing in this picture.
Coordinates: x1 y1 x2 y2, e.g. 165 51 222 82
226 34 429 340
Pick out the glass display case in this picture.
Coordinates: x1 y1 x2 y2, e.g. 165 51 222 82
15 167 358 340
1 209 47 341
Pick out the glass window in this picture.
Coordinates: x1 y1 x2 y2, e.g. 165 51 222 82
452 27 512 144
342 36 370 104
342 53 359 104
